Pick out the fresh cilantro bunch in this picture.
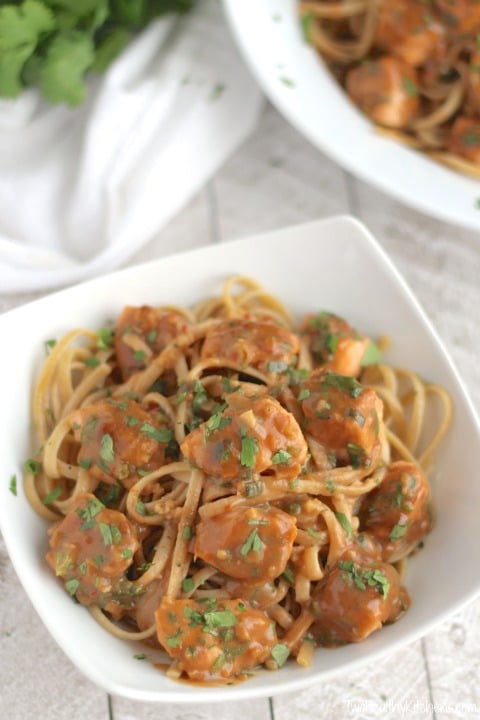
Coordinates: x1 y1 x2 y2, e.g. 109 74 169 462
0 0 193 106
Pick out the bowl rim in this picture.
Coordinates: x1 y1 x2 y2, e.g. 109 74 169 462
1 214 480 703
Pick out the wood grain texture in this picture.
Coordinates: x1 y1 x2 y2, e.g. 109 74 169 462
1 101 479 720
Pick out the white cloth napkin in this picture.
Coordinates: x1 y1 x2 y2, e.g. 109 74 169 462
0 0 262 294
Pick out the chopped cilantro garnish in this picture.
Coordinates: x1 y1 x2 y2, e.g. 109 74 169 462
83 356 101 368
389 523 408 541
322 373 363 398
204 412 232 439
97 327 114 349
240 528 264 556
361 341 382 367
139 423 173 443
44 338 57 355
122 548 133 559
65 578 79 596
240 435 258 468
182 577 195 593
300 11 313 42
99 433 115 464
24 458 41 476
133 350 147 362
271 643 290 667
334 512 354 539
347 442 368 468
43 487 61 505
203 609 237 628
297 388 311 401
271 448 292 464
338 561 390 598
79 458 93 470
9 474 17 496
306 527 323 541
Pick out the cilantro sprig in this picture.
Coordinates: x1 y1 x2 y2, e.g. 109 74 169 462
0 0 194 105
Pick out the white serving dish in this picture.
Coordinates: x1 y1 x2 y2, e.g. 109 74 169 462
0 216 479 702
222 0 480 232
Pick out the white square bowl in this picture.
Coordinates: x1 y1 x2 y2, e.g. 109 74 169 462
1 216 479 702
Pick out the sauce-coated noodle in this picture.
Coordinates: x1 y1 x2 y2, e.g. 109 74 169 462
24 276 452 682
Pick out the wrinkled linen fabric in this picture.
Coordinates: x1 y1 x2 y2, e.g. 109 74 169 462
0 0 263 293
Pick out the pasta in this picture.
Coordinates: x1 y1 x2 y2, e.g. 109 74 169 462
300 0 480 177
24 276 452 683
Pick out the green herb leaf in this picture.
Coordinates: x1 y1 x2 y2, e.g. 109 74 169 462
271 643 290 667
271 448 292 465
9 474 17 496
65 578 79 596
240 529 264 556
139 423 173 443
24 458 41 476
99 433 115 464
84 356 100 368
97 327 114 349
389 523 408 541
297 388 311 401
361 341 382 367
334 512 354 539
240 435 258 468
182 577 194 593
203 609 237 628
43 487 61 505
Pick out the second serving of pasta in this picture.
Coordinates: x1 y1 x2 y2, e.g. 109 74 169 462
24 276 451 683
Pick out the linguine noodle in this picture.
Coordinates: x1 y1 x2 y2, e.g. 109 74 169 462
24 275 452 683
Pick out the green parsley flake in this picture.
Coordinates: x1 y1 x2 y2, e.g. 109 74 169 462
79 458 93 470
389 523 408 541
140 423 173 443
334 512 354 539
240 435 258 468
65 578 79 596
271 643 290 667
98 522 121 546
24 458 41 476
271 448 292 465
182 525 192 541
322 373 363 398
306 527 323 541
338 561 390 599
44 338 57 355
122 548 133 559
134 653 147 660
97 327 114 349
133 350 147 362
99 433 115 464
182 577 195 593
9 474 17 496
203 609 237 628
43 487 61 505
204 412 231 439
297 388 311 401
347 442 368 468
361 341 382 366
83 356 101 368
301 11 313 42
240 529 264 556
